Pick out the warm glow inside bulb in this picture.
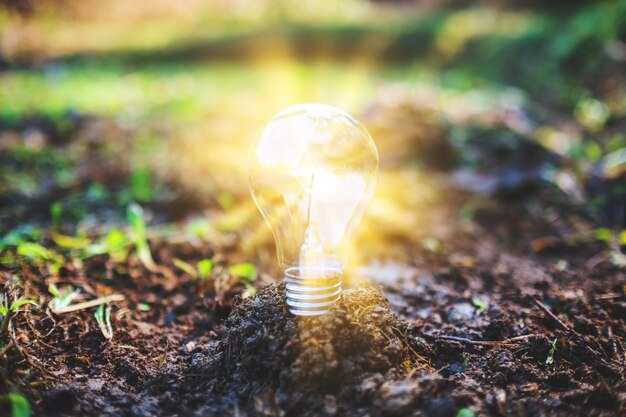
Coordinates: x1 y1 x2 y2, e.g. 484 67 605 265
249 103 378 316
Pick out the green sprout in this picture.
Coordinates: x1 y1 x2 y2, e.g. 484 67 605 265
173 258 214 280
197 259 214 280
94 304 113 339
545 338 558 365
228 263 258 281
48 283 78 311
50 202 63 231
184 218 215 241
0 225 41 253
228 263 258 297
0 293 38 337
83 228 130 262
471 297 488 313
51 232 91 250
130 167 153 203
594 228 613 243
456 408 475 417
173 258 198 278
127 203 157 270
5 393 31 417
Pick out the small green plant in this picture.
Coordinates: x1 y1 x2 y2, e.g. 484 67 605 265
471 297 488 313
184 218 215 241
0 294 38 336
456 408 475 417
51 232 91 249
228 263 258 281
594 228 613 243
545 338 557 365
197 259 214 280
173 258 214 280
83 228 130 262
0 225 41 253
48 283 78 311
173 258 197 278
127 203 157 270
16 242 63 273
5 392 31 417
130 167 153 202
94 303 113 339
50 202 63 231
228 262 258 297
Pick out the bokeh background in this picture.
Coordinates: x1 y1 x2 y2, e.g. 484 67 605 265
1 0 625 281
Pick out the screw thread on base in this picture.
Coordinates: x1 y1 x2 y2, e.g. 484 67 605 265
285 267 342 316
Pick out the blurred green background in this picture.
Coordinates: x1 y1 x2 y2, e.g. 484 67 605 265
1 0 625 275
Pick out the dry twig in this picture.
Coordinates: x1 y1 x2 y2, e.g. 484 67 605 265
431 334 534 347
533 298 574 333
50 294 125 314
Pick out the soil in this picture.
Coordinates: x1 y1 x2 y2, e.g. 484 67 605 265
1 186 625 416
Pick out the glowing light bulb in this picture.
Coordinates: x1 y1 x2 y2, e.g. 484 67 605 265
249 104 379 316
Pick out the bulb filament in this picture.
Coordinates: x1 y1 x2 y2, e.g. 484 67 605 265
286 172 342 315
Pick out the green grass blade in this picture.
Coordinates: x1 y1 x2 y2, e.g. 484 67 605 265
8 392 31 417
9 299 39 312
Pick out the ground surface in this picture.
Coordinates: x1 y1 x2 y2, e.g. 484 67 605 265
1 180 625 416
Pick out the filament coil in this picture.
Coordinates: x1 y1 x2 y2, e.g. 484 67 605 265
285 267 342 316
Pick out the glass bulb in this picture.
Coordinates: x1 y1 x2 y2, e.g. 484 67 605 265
248 103 379 316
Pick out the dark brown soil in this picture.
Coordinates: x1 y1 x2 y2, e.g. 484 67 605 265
2 199 625 417
203 284 417 416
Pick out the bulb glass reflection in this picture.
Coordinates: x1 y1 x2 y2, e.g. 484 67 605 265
249 103 378 316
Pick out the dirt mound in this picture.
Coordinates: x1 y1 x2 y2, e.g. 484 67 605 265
191 283 423 416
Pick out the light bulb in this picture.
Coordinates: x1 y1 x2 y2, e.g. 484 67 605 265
248 103 379 316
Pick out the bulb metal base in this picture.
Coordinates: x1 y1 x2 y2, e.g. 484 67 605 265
285 267 342 316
